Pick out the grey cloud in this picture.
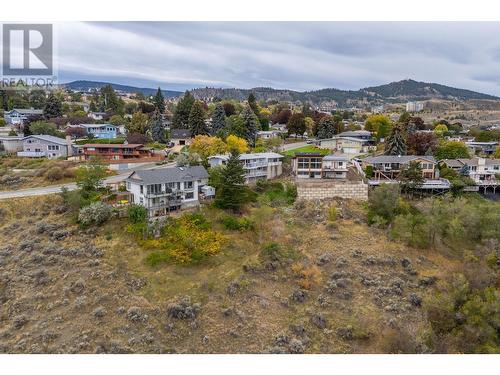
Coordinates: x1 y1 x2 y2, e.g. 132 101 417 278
55 22 500 95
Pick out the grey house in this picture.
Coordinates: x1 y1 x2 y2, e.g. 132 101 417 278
17 135 73 159
4 108 43 125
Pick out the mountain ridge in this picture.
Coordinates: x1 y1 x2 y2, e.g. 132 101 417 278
63 79 499 106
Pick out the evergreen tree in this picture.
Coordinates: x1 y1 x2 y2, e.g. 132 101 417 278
172 91 195 129
240 105 260 146
316 116 336 139
43 92 62 118
247 92 259 116
211 103 226 136
100 84 123 114
188 101 209 136
384 123 407 155
89 100 97 112
150 109 166 143
214 149 248 212
153 87 165 113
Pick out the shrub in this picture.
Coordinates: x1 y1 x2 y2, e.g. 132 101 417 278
327 205 338 222
221 216 253 231
367 184 401 225
45 166 64 182
141 213 226 265
78 202 112 226
128 204 148 224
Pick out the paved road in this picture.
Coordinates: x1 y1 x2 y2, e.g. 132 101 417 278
281 141 310 151
0 162 175 200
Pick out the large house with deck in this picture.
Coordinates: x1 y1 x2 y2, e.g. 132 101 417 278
208 152 283 183
125 166 211 217
440 157 500 190
292 153 349 179
17 135 74 158
81 143 157 161
362 155 437 180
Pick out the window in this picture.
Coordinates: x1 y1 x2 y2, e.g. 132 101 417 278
185 181 193 189
140 185 143 194
185 192 194 200
48 145 60 151
126 182 131 190
147 184 162 195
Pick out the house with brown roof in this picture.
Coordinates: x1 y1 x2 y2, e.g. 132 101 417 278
81 143 160 162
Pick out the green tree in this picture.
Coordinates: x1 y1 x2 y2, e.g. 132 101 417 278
75 159 108 199
433 124 449 137
150 109 166 143
316 116 336 139
367 184 402 225
153 87 165 113
43 92 62 118
385 123 407 155
434 141 470 160
29 89 46 109
365 114 392 140
188 101 209 136
226 115 246 139
211 103 226 136
109 114 124 126
29 121 61 137
100 84 123 114
172 91 195 129
126 112 149 134
214 149 249 211
287 113 306 137
240 105 260 145
398 161 424 193
248 92 259 116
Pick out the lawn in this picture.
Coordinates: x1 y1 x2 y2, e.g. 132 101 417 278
283 145 330 156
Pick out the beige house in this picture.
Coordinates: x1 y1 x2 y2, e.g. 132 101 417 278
362 155 437 181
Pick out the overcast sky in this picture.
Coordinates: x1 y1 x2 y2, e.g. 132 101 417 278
56 22 500 96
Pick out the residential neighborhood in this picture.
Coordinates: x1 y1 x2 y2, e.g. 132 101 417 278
0 18 499 361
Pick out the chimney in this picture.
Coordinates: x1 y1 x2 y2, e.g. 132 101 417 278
66 135 73 157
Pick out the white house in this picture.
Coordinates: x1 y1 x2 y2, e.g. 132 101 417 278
208 152 283 183
88 112 107 121
256 130 282 140
125 165 211 217
440 157 500 186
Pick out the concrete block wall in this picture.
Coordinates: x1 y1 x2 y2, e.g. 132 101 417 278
296 179 368 201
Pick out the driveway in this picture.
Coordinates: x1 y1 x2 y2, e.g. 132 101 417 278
281 141 309 151
0 161 176 200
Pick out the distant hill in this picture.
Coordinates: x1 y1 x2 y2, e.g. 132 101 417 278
190 79 499 106
63 79 499 106
63 80 182 98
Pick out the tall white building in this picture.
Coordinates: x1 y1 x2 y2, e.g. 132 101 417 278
406 101 424 113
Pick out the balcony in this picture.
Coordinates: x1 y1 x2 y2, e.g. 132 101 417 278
17 151 46 157
242 161 268 169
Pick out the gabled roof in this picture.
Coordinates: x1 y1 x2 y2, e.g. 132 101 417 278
23 134 68 146
363 155 436 164
127 165 209 184
171 128 191 139
7 108 43 115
